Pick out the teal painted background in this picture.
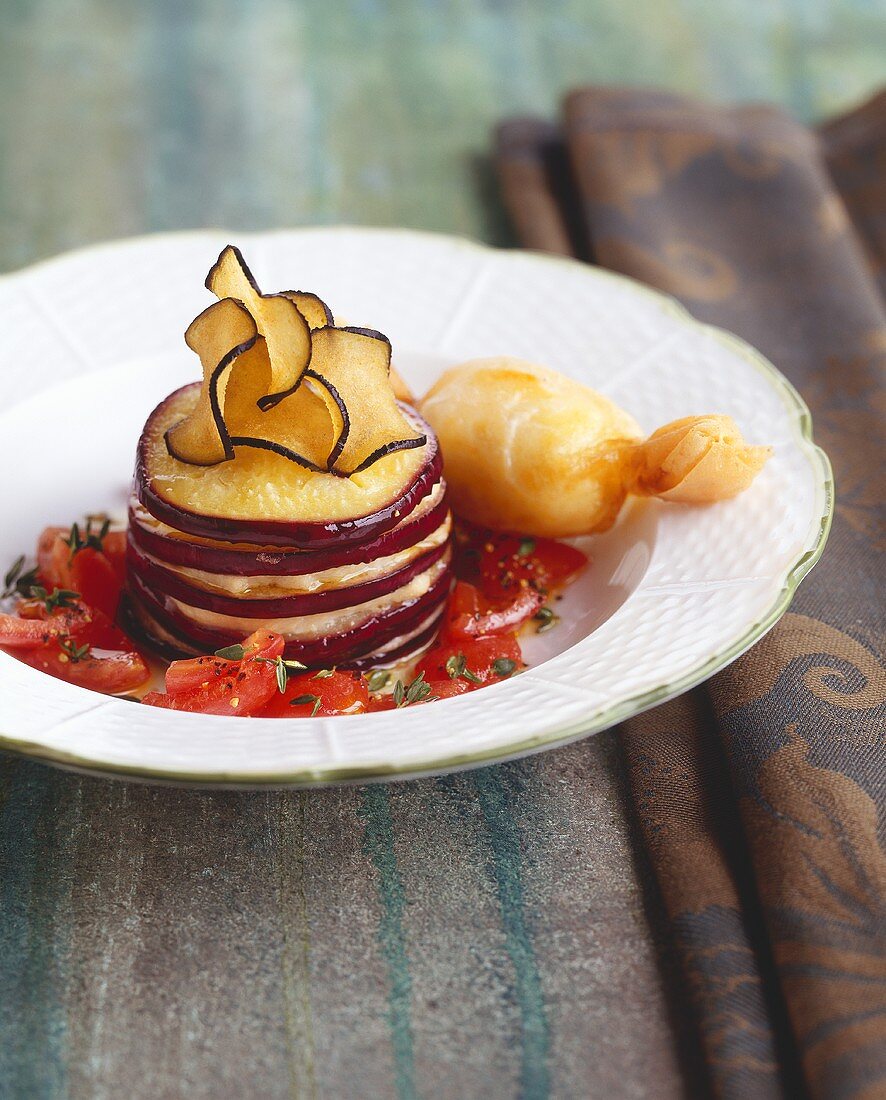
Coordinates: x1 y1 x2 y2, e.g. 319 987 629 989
0 2 883 1097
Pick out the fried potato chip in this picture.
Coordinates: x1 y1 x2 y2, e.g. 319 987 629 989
309 327 425 475
206 246 311 403
165 299 258 465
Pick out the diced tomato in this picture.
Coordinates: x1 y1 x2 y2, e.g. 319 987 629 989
477 533 587 601
447 527 586 639
366 692 396 712
261 670 369 718
417 633 522 688
444 579 541 639
17 644 150 694
423 678 472 700
144 630 285 715
164 628 283 695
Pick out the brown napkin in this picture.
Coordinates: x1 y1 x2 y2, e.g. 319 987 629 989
495 89 886 1100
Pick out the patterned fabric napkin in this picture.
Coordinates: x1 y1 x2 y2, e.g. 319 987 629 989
495 89 885 1100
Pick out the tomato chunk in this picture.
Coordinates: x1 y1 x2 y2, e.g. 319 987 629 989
145 629 285 715
261 670 369 718
417 634 522 690
17 644 150 694
165 628 283 695
444 580 541 639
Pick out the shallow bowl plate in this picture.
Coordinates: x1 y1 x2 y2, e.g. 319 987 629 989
0 229 832 786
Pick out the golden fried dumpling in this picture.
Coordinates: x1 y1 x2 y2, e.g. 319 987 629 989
421 357 643 537
421 358 771 538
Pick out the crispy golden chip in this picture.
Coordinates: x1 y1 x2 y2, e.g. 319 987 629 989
165 299 258 465
206 246 311 402
309 327 425 475
223 339 343 472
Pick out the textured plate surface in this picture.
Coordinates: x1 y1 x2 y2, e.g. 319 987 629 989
0 228 832 785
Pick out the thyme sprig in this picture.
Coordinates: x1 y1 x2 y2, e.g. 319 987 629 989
59 637 91 663
254 653 308 694
2 556 39 600
492 657 518 678
533 606 559 634
445 653 482 684
392 670 435 707
366 669 390 693
28 585 81 613
66 515 112 561
291 693 322 716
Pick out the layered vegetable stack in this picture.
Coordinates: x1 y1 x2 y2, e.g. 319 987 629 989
126 247 452 668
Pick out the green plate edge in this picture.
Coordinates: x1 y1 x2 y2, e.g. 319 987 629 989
0 227 834 788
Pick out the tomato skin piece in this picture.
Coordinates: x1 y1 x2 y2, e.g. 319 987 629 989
261 671 369 718
417 634 522 688
70 548 121 619
164 628 283 695
16 644 150 694
0 611 72 648
444 580 541 639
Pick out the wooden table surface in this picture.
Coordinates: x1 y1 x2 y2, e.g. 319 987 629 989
0 3 883 1098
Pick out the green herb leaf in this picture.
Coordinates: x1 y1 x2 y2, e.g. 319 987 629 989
3 555 25 593
214 643 245 661
517 538 536 557
290 693 321 716
59 637 91 663
533 606 559 634
66 514 113 561
2 555 38 600
395 670 434 707
29 586 81 613
313 668 335 678
492 657 518 678
275 657 288 695
445 653 481 684
366 669 390 693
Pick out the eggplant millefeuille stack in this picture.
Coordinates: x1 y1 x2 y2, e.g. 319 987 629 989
126 247 453 668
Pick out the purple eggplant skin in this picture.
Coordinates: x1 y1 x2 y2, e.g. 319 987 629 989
127 562 453 667
136 385 443 549
126 538 450 619
128 491 450 577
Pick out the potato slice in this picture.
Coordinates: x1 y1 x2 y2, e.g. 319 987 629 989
165 299 258 465
205 246 312 403
309 327 426 475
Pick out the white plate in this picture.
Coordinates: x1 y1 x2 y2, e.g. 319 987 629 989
0 229 832 786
